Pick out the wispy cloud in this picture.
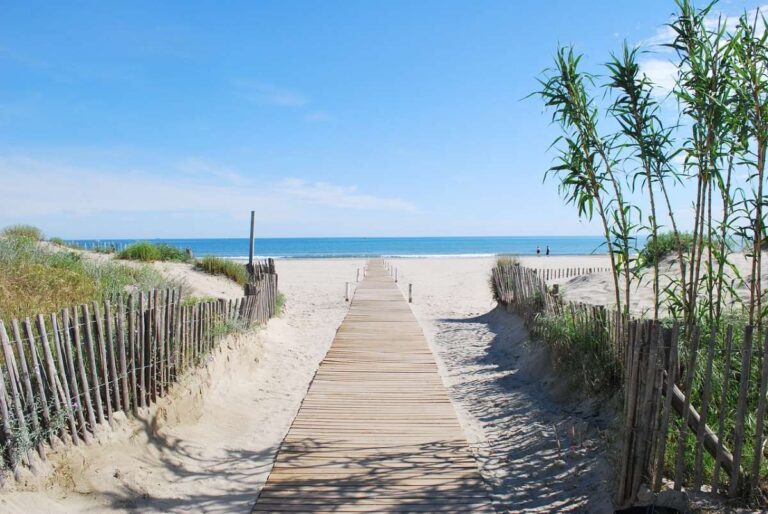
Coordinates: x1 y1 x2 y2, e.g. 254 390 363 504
277 178 415 211
638 58 678 96
0 156 415 224
176 157 243 184
641 3 768 50
232 80 307 107
637 4 768 98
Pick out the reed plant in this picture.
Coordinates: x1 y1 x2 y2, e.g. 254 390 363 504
533 0 768 500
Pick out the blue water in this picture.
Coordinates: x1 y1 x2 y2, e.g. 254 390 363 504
67 236 611 259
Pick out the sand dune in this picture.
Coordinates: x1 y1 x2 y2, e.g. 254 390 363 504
560 252 768 316
1 259 363 513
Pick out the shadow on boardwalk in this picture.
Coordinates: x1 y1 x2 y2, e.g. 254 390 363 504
253 437 493 512
431 306 615 513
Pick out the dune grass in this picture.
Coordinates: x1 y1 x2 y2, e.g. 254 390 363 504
0 236 170 321
118 241 190 263
638 231 695 268
496 254 520 267
2 224 43 241
195 256 248 285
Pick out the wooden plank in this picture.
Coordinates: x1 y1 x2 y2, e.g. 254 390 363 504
751 331 768 493
116 297 130 413
103 300 122 413
36 315 74 445
0 320 28 456
713 325 734 493
654 325 679 492
81 304 105 426
69 307 97 432
729 325 753 497
50 312 85 443
693 328 717 490
254 260 492 511
10 320 42 456
92 302 112 424
675 325 700 491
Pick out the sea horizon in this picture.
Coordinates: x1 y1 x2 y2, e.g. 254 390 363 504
65 235 622 259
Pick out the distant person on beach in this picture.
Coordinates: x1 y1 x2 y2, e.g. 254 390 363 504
546 245 550 256
536 246 541 256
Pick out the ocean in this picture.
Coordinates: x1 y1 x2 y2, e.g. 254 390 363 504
67 236 611 259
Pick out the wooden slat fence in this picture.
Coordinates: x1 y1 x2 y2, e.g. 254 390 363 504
531 266 611 281
491 262 768 508
0 269 279 474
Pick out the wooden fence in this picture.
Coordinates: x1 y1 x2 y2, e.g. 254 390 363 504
491 263 768 508
531 266 611 281
0 269 279 472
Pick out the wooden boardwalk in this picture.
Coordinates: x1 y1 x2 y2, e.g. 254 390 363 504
253 260 494 513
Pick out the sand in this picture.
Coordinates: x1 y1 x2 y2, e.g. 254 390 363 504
0 258 363 513
555 252 768 316
390 257 615 513
1 255 629 513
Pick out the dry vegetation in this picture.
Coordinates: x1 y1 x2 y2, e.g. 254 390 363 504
0 231 170 321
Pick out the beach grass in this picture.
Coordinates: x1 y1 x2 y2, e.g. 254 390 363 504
0 235 170 321
195 256 248 285
638 231 695 268
2 224 43 241
118 241 190 263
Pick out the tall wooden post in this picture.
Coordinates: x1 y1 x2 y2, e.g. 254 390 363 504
248 211 255 269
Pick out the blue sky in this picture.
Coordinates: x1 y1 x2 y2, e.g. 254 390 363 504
0 0 764 238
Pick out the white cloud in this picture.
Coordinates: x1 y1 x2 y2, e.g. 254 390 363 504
641 4 768 51
638 58 679 95
636 4 768 98
277 178 415 211
0 157 416 223
176 157 243 184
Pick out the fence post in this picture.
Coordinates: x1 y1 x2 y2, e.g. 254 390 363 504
345 282 350 302
408 284 413 303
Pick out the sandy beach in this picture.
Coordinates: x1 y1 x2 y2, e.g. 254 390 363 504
0 255 622 513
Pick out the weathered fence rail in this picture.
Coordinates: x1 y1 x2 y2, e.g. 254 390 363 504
0 267 279 473
491 263 768 508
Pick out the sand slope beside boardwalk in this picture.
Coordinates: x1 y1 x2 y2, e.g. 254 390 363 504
0 259 362 513
392 257 614 513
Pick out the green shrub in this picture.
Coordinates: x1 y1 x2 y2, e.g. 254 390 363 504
2 225 43 241
0 237 170 320
118 241 190 263
276 292 286 315
195 256 248 285
638 232 694 267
